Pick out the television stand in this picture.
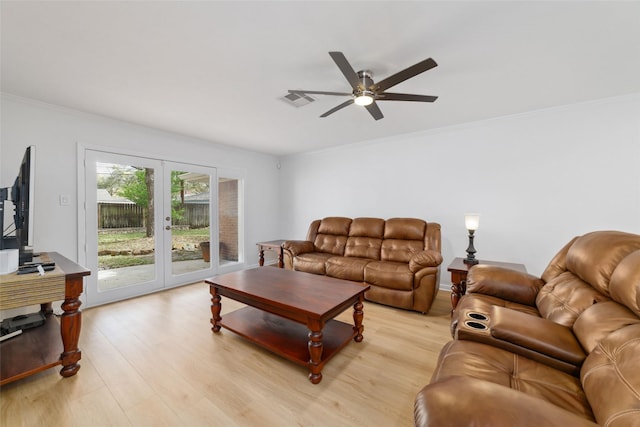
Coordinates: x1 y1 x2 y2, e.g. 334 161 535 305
0 252 90 385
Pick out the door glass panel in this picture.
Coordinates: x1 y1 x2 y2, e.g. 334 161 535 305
170 170 211 275
219 177 240 267
96 162 156 291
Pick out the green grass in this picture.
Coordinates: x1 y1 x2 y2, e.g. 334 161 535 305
98 231 146 244
99 254 154 269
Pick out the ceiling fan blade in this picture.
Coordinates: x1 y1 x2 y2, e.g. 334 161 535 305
365 102 384 120
320 99 354 117
374 58 438 92
376 93 438 102
329 51 361 90
288 90 352 97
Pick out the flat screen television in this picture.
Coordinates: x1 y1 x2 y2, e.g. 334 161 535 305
1 146 35 265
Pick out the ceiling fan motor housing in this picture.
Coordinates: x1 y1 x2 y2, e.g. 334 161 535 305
354 70 375 98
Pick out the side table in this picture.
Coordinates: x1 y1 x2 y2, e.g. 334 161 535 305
257 240 285 268
447 257 527 310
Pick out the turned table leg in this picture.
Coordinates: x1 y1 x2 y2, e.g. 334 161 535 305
307 320 324 384
60 276 83 377
353 296 364 342
210 286 222 332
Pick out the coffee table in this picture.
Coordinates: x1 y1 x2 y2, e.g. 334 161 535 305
206 267 370 384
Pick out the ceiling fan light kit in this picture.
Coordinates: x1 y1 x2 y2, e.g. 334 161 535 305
289 51 438 120
354 93 374 106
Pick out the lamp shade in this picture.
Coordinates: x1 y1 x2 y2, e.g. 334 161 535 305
465 213 480 231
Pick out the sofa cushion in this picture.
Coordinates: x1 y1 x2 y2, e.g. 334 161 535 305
313 217 352 255
345 236 382 260
609 249 640 316
581 324 640 427
415 377 599 427
565 231 640 298
380 218 426 263
364 261 413 290
317 216 352 235
293 252 334 275
384 218 426 240
326 256 371 282
344 217 384 259
536 271 611 328
432 340 595 421
349 217 385 238
573 301 640 353
381 240 424 263
313 234 348 256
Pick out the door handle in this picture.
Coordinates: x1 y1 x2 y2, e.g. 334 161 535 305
165 225 171 230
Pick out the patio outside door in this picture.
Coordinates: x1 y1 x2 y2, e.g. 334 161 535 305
163 162 216 288
84 150 216 307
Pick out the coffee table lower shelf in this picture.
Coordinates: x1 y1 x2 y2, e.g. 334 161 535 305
221 306 355 369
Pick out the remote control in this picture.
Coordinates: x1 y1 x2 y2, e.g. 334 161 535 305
16 265 55 275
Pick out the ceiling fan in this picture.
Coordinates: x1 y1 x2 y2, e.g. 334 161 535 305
289 51 438 121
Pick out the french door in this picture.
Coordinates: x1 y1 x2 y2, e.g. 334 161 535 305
84 150 217 306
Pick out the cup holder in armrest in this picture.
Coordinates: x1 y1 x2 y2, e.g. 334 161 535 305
467 312 488 321
464 321 488 330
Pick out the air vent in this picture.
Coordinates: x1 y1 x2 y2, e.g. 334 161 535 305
280 92 316 108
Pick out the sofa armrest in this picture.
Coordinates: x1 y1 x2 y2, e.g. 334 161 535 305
409 250 443 273
282 240 314 257
490 306 586 365
466 265 544 306
415 377 598 427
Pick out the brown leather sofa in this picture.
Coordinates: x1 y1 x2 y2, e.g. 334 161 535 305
415 230 640 426
282 217 443 313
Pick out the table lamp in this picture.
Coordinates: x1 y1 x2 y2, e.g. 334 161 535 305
464 213 480 265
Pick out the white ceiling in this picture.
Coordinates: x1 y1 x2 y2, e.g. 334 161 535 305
2 1 639 156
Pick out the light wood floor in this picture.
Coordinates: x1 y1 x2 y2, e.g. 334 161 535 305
0 282 453 426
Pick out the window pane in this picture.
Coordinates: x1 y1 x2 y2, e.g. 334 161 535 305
170 170 211 275
96 162 155 291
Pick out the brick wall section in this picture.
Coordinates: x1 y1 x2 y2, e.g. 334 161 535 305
219 179 238 261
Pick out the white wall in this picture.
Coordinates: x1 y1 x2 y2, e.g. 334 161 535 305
278 94 640 279
1 94 281 268
2 92 639 293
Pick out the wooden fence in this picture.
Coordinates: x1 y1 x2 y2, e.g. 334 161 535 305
98 203 209 229
98 204 144 229
175 204 210 228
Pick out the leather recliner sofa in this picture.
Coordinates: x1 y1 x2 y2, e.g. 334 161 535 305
282 217 443 313
415 230 640 426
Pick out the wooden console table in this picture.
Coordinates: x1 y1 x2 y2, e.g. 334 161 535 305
0 252 90 385
448 257 526 310
257 240 285 268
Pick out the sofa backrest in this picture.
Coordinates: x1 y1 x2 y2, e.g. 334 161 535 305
572 249 640 353
344 217 385 260
535 231 640 328
309 217 352 255
380 218 427 263
305 217 441 262
609 249 640 317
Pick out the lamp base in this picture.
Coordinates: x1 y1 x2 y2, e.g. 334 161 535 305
464 230 478 265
